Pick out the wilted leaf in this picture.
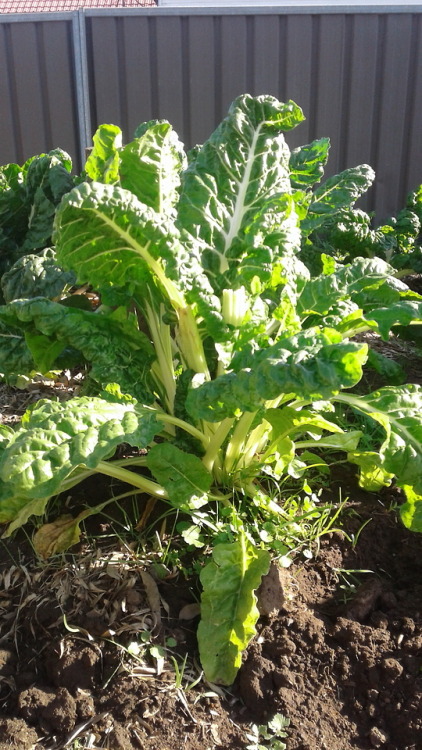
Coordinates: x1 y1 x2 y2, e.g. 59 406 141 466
33 508 95 558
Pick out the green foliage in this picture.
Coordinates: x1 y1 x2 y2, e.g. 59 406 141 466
245 714 290 750
304 183 422 275
1 248 75 304
0 149 74 292
1 94 422 684
197 532 270 685
0 298 155 399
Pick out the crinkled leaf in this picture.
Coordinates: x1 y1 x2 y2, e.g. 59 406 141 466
0 150 73 279
314 208 390 261
302 165 375 235
146 443 211 511
348 451 394 491
0 396 161 523
20 151 74 253
236 193 302 290
197 533 270 684
319 301 363 333
0 298 155 400
85 124 122 184
54 182 183 300
340 385 422 498
178 94 304 285
289 137 330 189
1 248 76 303
187 329 368 422
299 262 422 341
55 181 223 342
391 247 422 275
407 184 422 223
0 425 15 447
120 120 187 213
0 317 35 376
311 201 422 269
297 257 397 317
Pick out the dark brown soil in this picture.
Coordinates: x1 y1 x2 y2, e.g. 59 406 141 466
238 490 422 750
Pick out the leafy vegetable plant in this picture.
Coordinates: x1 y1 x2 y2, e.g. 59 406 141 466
1 95 422 684
304 183 422 276
0 149 75 289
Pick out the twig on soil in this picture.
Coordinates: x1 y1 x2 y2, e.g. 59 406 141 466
43 711 109 750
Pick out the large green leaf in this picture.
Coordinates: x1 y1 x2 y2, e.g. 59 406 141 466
21 151 74 254
55 181 223 344
338 385 422 530
365 300 422 340
0 317 35 377
146 443 211 510
177 94 304 284
235 193 303 290
341 385 422 490
0 396 161 523
1 248 75 303
0 150 74 281
120 120 187 214
187 329 368 422
297 258 422 338
197 533 270 684
54 182 183 301
302 165 375 235
297 257 397 317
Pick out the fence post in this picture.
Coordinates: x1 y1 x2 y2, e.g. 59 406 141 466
72 9 92 168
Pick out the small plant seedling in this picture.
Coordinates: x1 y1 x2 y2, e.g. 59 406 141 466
245 713 290 750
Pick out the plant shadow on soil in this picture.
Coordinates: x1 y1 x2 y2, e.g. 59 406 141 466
0 330 422 750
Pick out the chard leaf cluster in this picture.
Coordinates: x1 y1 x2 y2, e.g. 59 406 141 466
304 184 422 276
0 149 75 297
1 94 422 685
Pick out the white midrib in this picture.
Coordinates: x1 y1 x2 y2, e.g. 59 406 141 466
89 207 186 309
222 125 262 259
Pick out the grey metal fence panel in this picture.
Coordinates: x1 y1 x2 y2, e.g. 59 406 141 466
1 7 422 220
0 14 83 169
83 9 422 219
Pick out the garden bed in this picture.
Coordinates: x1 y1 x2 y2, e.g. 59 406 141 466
0 382 421 750
1 92 422 750
0 483 421 750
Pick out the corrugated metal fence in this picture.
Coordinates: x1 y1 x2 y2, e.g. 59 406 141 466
1 5 422 219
